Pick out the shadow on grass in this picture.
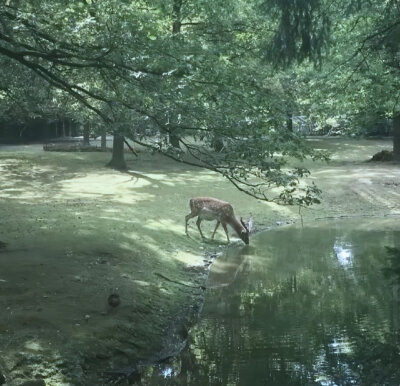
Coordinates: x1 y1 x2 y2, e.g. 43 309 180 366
0 150 229 384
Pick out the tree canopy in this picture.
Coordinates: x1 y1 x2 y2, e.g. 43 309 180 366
1 0 399 203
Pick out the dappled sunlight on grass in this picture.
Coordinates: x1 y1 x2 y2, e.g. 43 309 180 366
160 180 176 186
270 203 294 216
49 171 162 203
313 167 400 186
24 340 43 351
133 279 151 286
144 218 182 233
1 140 400 384
0 188 41 200
182 169 220 181
0 146 293 384
173 249 205 267
58 172 150 193
134 172 169 181
120 227 188 264
128 168 219 186
98 215 138 223
304 137 393 167
0 157 67 200
312 168 349 176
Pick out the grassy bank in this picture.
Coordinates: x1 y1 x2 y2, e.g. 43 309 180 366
0 137 398 385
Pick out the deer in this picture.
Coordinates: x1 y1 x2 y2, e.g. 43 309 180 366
185 197 252 245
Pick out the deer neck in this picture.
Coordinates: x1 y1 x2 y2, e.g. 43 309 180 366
228 216 245 236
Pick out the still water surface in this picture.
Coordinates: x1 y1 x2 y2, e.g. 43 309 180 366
147 219 400 385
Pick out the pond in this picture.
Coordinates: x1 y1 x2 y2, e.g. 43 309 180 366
145 218 400 385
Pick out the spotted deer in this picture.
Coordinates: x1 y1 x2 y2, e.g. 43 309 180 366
185 197 252 244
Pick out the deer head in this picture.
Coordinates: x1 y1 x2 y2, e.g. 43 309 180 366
240 217 252 245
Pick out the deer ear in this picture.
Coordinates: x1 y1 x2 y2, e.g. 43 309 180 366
240 217 249 233
248 218 254 233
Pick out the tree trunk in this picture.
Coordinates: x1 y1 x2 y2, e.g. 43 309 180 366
168 0 182 149
393 114 400 162
173 0 182 33
83 123 90 145
286 112 293 132
107 133 127 170
169 133 180 148
211 136 224 152
62 118 66 137
101 128 107 150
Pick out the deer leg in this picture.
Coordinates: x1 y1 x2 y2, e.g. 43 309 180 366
211 221 220 239
185 213 196 235
221 223 230 243
196 217 205 239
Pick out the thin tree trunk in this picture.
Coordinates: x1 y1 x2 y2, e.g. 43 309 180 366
101 128 107 150
393 115 400 162
169 0 183 149
62 118 66 137
83 123 90 145
287 112 293 132
173 0 182 33
107 133 127 170
392 282 399 335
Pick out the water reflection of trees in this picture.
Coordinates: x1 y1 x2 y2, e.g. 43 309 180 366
171 226 400 386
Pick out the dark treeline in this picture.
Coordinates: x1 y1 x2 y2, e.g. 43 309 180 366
0 118 79 143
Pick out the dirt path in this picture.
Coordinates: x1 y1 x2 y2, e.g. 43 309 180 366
303 138 400 220
0 138 398 385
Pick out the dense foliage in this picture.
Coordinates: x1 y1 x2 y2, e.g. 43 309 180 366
304 1 400 137
1 0 399 202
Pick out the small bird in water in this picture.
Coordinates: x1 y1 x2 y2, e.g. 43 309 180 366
108 293 120 308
